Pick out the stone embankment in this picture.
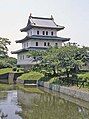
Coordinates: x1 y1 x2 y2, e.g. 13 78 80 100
0 72 23 84
38 81 89 102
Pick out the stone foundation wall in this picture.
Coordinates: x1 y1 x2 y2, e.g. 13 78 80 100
38 81 89 102
8 73 14 84
60 86 89 102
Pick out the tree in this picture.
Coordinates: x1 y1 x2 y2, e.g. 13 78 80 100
41 47 60 75
27 43 89 77
0 37 17 68
28 50 44 61
0 56 17 68
27 47 60 75
0 37 11 56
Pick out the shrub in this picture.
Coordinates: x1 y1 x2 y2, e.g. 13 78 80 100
17 69 19 72
13 67 17 71
78 72 89 80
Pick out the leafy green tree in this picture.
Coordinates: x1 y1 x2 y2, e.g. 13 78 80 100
0 37 17 68
28 50 44 61
41 47 60 75
0 56 17 68
0 37 11 56
28 43 89 77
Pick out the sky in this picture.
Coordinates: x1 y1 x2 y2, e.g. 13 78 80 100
0 0 89 58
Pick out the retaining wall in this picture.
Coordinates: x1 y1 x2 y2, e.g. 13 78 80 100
0 73 9 83
0 72 23 84
38 81 89 102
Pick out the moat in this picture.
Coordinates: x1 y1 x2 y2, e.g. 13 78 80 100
0 87 89 119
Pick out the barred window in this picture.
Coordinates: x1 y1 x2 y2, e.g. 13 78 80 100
43 31 45 35
36 42 38 46
44 42 46 46
37 31 39 35
51 31 53 35
46 31 48 35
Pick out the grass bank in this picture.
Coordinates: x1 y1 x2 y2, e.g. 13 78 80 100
18 71 44 80
0 68 12 75
0 68 24 75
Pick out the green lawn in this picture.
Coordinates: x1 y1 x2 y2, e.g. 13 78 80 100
0 68 24 75
18 71 44 80
0 68 12 75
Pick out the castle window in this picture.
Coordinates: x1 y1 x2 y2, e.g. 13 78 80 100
37 31 39 35
27 42 28 47
46 31 48 35
36 42 38 46
20 55 22 60
23 55 24 60
48 42 50 46
51 31 53 35
24 43 26 48
43 31 45 35
44 42 46 46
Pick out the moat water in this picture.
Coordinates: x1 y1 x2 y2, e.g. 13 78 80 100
0 87 89 119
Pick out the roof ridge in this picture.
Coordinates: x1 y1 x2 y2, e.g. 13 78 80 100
31 16 53 20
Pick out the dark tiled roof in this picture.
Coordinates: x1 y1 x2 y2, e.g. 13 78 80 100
11 47 47 54
16 35 70 43
31 16 53 20
20 15 64 32
11 48 29 54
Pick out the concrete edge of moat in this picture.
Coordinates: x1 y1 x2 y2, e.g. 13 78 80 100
38 81 89 102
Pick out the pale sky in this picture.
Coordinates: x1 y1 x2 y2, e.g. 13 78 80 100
0 0 89 58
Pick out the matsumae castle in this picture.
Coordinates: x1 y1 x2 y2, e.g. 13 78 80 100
12 14 70 69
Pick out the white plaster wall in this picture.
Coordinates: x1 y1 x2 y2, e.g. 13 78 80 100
28 28 57 36
22 27 62 49
18 27 62 64
17 52 40 65
17 52 33 65
27 30 32 36
22 39 62 49
30 39 62 47
22 40 31 49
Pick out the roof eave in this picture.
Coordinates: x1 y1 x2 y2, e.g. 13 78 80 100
15 36 70 43
56 27 65 31
20 25 32 32
20 25 65 32
31 16 53 20
15 40 23 43
33 25 65 30
11 49 29 54
15 36 30 43
62 38 70 42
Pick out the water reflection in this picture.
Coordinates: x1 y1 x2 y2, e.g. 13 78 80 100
18 88 89 119
0 88 89 119
0 91 22 119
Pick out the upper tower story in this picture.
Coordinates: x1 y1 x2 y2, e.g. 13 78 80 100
20 14 65 37
12 14 70 57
